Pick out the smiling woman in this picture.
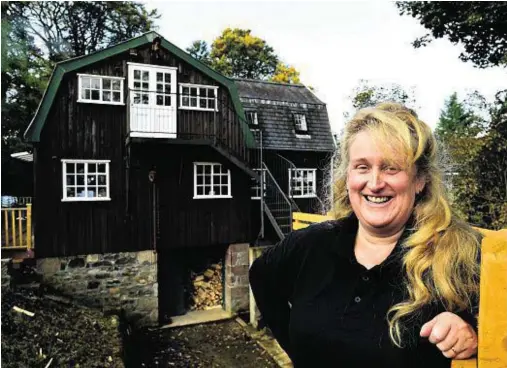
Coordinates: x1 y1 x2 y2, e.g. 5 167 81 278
250 103 481 368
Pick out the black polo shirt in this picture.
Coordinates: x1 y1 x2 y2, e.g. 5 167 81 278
249 214 478 368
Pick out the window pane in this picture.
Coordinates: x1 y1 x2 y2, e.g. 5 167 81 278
165 74 171 83
190 97 197 107
76 175 85 185
87 188 97 198
156 73 163 82
208 99 215 110
112 80 121 90
204 175 211 185
196 175 203 185
87 175 96 185
84 90 91 100
156 95 163 105
142 82 149 90
98 187 107 197
91 78 100 89
165 96 171 106
221 174 229 185
183 87 189 95
221 186 228 195
204 165 211 174
141 93 149 104
67 187 76 197
88 163 97 173
199 99 207 108
77 164 85 173
190 88 197 96
103 79 111 90
67 163 75 173
91 90 100 100
142 71 149 81
82 77 91 88
156 83 163 92
103 91 111 101
182 97 189 106
66 176 75 185
134 70 141 79
97 164 106 173
213 164 221 173
98 175 106 185
197 186 204 195
134 81 141 89
77 187 86 197
112 92 121 102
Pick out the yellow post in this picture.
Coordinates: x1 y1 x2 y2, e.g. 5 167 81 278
11 209 16 248
27 204 32 250
18 209 23 248
3 210 9 248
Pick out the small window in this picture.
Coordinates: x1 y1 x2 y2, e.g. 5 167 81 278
78 74 124 105
246 111 259 126
180 84 218 111
293 113 308 133
62 159 111 201
251 168 266 200
289 168 316 198
194 162 231 199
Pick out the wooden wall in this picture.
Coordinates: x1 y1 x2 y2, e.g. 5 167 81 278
128 144 253 250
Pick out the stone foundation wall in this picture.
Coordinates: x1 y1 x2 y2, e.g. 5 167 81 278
224 243 250 313
37 250 158 327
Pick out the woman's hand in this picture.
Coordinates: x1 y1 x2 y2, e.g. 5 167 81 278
420 311 478 359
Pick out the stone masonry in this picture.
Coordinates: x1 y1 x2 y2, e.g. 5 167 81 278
224 243 250 314
37 250 158 327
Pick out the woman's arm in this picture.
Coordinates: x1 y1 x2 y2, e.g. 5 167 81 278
249 231 304 355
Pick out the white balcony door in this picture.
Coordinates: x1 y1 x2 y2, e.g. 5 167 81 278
128 64 177 138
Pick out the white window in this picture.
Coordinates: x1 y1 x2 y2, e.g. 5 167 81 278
246 111 259 126
62 159 111 201
289 168 317 198
194 162 231 199
293 113 308 132
251 168 266 200
78 74 124 104
179 83 218 111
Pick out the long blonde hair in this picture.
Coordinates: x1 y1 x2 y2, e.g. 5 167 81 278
331 102 481 347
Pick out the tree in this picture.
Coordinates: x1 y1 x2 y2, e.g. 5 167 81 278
187 28 289 80
345 80 417 120
186 40 211 66
5 2 159 62
396 2 507 68
270 63 301 84
435 92 483 139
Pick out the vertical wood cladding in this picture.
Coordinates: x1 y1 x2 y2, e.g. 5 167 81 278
128 144 252 250
34 44 251 258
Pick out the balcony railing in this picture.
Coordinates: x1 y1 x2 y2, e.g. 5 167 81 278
126 90 253 164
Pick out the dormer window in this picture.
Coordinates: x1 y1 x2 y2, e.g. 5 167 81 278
293 113 307 133
246 111 259 126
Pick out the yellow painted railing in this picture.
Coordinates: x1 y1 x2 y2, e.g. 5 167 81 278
292 212 507 368
1 204 33 250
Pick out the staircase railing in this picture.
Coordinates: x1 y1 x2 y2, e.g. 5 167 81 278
262 163 292 240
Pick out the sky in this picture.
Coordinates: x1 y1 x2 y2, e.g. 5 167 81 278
144 1 506 133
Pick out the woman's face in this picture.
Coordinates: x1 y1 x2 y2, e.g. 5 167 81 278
347 131 425 235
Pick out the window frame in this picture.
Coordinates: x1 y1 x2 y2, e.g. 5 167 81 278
293 113 308 133
288 168 317 198
246 111 259 126
179 83 219 112
193 162 232 199
61 159 111 202
77 74 125 105
251 168 266 200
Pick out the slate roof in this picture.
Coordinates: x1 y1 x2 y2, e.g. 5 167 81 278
234 79 335 152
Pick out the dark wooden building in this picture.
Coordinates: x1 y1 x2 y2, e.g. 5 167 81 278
24 31 335 258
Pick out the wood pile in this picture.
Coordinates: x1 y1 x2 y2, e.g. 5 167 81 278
189 262 223 310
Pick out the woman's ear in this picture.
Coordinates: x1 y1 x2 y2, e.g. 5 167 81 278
415 175 426 194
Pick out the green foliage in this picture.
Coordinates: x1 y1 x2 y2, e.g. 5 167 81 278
396 2 507 68
345 80 417 119
188 28 295 81
5 1 159 62
439 91 507 230
270 63 301 84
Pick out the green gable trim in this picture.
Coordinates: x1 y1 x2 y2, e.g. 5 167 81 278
24 32 255 148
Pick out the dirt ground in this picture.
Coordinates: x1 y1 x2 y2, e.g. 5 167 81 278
124 320 278 368
1 287 123 368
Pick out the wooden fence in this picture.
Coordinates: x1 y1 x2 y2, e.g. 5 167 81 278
1 204 33 250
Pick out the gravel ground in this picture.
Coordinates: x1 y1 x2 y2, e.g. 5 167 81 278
1 287 123 368
124 320 278 368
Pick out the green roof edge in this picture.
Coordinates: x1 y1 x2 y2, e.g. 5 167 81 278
24 32 255 148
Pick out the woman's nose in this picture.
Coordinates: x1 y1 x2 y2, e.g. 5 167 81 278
367 170 385 191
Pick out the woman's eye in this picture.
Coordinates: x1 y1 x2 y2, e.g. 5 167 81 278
385 166 400 173
356 165 368 171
